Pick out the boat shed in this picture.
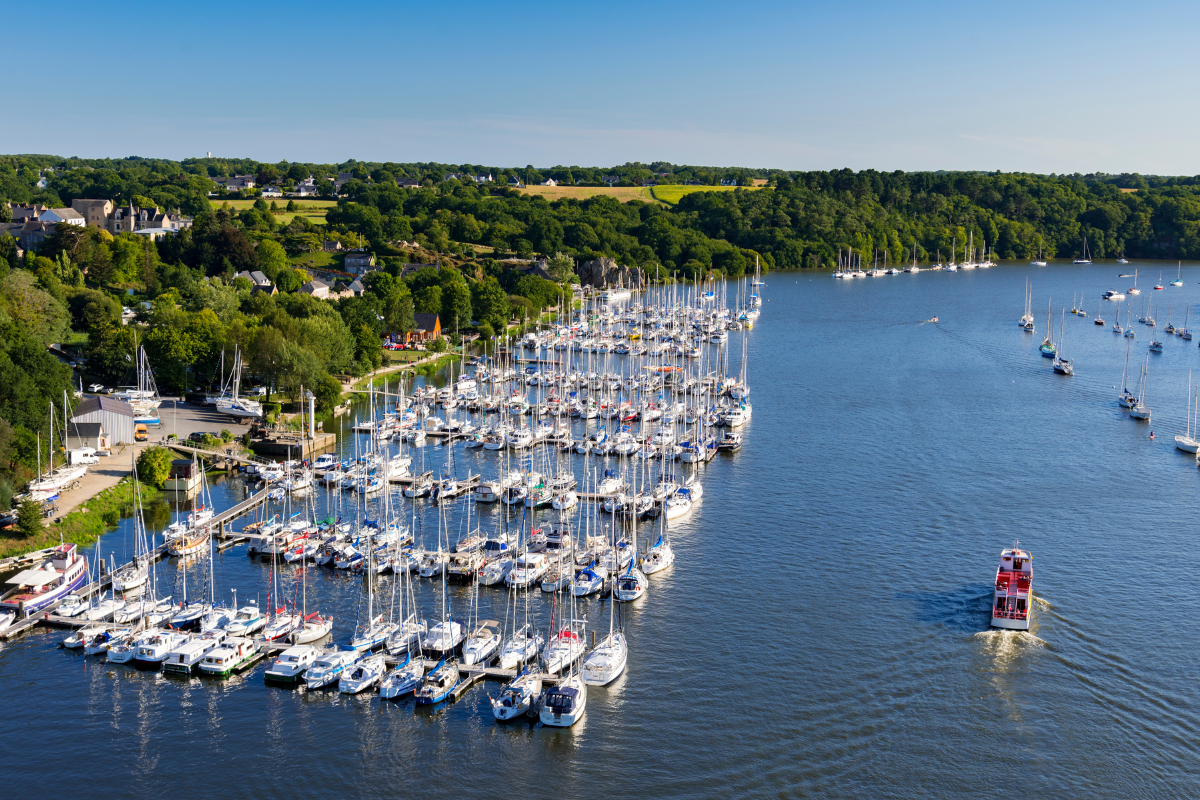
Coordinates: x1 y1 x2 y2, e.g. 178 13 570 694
70 396 135 446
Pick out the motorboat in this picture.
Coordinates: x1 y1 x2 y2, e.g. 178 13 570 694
163 630 227 674
991 545 1033 631
422 618 465 659
506 553 549 589
198 637 261 677
134 629 189 667
56 594 88 618
264 644 317 684
83 627 131 656
539 673 586 727
224 604 266 636
338 654 387 694
300 647 360 690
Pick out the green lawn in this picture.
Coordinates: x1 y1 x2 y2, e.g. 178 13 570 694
651 185 767 204
210 198 337 212
209 198 332 224
289 251 336 268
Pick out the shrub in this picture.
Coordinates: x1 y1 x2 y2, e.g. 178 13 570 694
17 500 41 538
136 446 174 488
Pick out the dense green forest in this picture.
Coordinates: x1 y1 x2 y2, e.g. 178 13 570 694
5 154 1200 507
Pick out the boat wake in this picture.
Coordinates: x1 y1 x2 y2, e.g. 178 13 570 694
972 628 1046 656
1032 595 1052 609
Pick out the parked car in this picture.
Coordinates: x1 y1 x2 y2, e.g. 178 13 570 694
89 383 106 393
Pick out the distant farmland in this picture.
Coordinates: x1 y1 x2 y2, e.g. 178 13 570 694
516 185 658 203
209 198 335 224
651 185 766 204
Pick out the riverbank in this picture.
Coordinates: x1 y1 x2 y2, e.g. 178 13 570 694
0 477 160 561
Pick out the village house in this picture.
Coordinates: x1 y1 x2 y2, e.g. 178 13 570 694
601 175 619 186
396 178 421 189
39 207 85 226
540 177 558 187
235 270 273 291
261 186 282 197
68 199 191 235
472 173 493 184
0 219 55 251
344 252 376 276
298 279 330 298
223 175 256 191
408 312 441 343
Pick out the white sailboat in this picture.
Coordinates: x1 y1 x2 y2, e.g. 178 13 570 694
1175 372 1199 453
1073 237 1092 264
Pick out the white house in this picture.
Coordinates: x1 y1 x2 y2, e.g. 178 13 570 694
299 279 330 298
39 208 85 226
261 186 282 197
472 173 493 184
540 178 558 187
295 184 320 196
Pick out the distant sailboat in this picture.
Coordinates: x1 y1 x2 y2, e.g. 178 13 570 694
1171 261 1184 287
1175 372 1199 453
1073 237 1092 264
1030 241 1047 267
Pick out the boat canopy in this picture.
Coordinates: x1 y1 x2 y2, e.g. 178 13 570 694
6 569 61 586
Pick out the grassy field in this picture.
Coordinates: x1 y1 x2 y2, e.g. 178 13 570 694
210 198 334 224
651 185 767 204
517 185 658 203
288 251 336 268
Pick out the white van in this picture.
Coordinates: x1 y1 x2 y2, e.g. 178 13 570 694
69 448 100 465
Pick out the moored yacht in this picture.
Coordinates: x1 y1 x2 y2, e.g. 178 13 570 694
490 667 542 721
539 672 586 727
264 644 317 684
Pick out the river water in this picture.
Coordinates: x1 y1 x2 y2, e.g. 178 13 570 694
3 262 1199 798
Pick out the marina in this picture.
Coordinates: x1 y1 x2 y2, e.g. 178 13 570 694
5 264 1200 796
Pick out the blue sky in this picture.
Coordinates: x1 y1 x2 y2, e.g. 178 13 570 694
5 1 1198 173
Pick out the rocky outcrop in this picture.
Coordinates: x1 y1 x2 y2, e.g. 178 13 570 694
578 257 644 289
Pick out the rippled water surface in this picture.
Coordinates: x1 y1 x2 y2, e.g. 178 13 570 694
4 262 1200 798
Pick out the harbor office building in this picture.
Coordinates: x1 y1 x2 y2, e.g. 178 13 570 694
70 396 135 446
